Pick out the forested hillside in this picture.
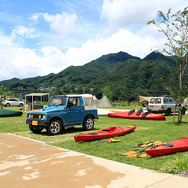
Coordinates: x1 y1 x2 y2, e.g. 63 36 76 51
2 51 188 101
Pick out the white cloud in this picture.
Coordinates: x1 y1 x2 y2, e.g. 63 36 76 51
101 0 187 28
11 25 37 39
0 46 66 80
31 13 40 22
32 11 78 39
43 13 55 23
64 29 160 64
49 12 77 38
0 32 14 47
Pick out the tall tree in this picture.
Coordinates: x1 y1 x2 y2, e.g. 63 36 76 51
148 6 188 122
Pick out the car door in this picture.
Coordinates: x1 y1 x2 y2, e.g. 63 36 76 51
66 97 84 125
13 99 19 106
9 99 16 106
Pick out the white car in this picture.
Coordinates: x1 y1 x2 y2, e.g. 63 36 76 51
2 99 24 107
147 96 186 116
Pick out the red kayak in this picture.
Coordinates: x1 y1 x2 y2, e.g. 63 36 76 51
108 109 166 121
74 125 137 142
145 137 188 157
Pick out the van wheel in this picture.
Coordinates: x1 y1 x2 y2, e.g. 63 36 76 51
83 116 94 131
165 108 171 116
47 119 62 135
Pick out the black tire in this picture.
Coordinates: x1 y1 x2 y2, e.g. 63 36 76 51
29 125 43 133
83 116 94 131
6 103 10 107
19 103 23 107
47 119 62 135
165 108 171 116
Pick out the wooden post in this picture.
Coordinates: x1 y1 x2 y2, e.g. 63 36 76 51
173 103 177 123
177 104 180 123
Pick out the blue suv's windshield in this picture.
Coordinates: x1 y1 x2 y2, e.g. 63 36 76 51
48 96 67 106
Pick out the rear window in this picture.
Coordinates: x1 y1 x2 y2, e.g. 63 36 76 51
150 98 155 103
150 98 161 104
83 96 96 110
156 98 161 103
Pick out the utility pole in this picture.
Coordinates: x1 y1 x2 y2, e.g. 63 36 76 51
18 86 23 101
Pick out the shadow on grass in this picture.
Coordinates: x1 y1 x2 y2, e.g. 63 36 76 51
30 126 101 137
166 121 188 126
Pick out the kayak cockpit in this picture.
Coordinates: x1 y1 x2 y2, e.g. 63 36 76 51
102 127 118 132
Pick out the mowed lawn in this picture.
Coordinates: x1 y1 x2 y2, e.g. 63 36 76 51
0 106 188 174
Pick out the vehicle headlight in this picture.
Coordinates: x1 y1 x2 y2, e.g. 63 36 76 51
41 115 45 120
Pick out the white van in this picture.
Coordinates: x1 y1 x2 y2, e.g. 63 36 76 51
147 96 186 116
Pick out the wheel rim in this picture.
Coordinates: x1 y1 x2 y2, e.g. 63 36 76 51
50 121 61 134
86 118 93 129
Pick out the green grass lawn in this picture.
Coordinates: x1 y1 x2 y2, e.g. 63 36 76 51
0 106 188 174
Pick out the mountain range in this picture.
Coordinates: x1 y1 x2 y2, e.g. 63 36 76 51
2 51 185 101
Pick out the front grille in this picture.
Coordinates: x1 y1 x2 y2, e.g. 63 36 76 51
34 114 40 119
31 114 42 119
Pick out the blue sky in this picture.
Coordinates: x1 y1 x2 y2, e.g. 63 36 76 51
0 0 187 81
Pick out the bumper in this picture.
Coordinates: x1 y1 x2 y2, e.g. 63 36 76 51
26 120 49 127
148 110 166 114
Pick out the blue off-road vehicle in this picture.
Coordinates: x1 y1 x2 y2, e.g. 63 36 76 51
26 94 98 135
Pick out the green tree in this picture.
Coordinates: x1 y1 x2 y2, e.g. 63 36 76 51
0 84 9 109
77 85 84 94
112 85 127 101
148 7 188 122
61 85 71 94
103 86 113 100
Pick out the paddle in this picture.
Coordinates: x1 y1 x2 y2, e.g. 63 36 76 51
146 143 173 150
134 140 155 147
122 144 154 157
101 138 121 143
120 143 154 156
126 143 173 157
125 150 146 157
122 142 173 157
137 154 148 158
